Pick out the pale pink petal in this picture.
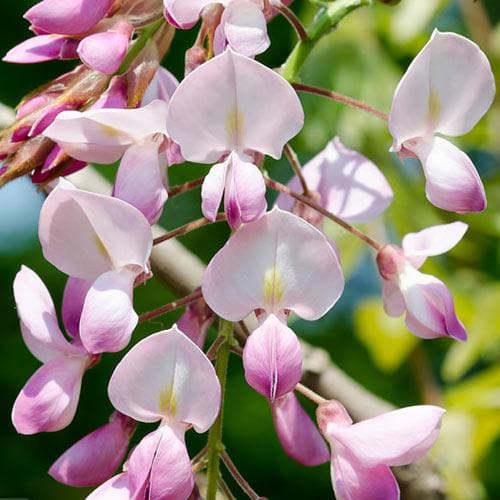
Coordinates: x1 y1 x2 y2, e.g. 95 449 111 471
78 24 132 75
39 180 152 280
113 142 168 224
13 266 80 362
402 221 468 268
3 35 77 64
223 152 267 229
399 266 467 341
331 449 399 500
127 424 193 500
12 356 86 434
163 0 214 29
43 100 169 164
214 0 270 57
243 314 302 401
166 49 303 162
389 30 495 151
381 280 405 317
177 299 214 348
62 276 93 339
29 103 76 137
49 413 136 487
271 392 329 466
142 67 179 105
201 160 227 221
278 137 393 223
203 208 344 320
329 405 445 468
412 137 486 213
87 473 131 500
79 269 138 354
108 326 221 431
25 0 114 35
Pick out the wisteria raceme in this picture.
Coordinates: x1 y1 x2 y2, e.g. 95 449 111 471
2 0 496 499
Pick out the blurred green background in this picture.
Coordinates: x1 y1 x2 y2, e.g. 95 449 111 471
1 0 499 498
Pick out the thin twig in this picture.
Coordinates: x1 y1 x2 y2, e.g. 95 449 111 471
168 177 205 198
295 383 326 405
206 334 227 361
221 451 261 500
293 83 388 121
283 143 309 195
219 478 237 500
265 177 383 251
139 288 203 323
274 2 308 42
153 213 226 245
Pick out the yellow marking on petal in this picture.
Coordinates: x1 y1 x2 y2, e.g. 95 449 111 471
427 90 441 123
94 233 110 259
226 106 244 146
99 124 122 138
263 266 284 308
159 386 177 417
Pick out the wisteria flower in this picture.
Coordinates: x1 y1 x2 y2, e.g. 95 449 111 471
376 221 468 340
167 49 304 228
203 208 342 464
38 179 153 353
317 400 445 500
12 266 98 434
277 136 393 225
43 99 173 223
389 30 495 213
49 412 137 487
94 326 221 499
164 0 270 57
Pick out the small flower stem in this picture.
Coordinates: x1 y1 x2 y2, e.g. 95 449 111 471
138 288 203 323
280 0 372 82
118 17 165 74
221 451 261 500
153 213 226 245
206 319 234 500
410 345 443 406
284 143 309 195
168 177 205 198
265 177 383 251
293 82 388 121
219 478 236 500
296 383 327 405
274 2 309 42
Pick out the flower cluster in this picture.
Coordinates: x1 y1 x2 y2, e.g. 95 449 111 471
2 1 495 499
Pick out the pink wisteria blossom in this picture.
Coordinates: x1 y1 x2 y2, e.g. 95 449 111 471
38 180 153 353
12 266 98 434
203 208 342 464
277 136 393 225
376 221 468 341
95 326 221 499
164 0 270 57
49 412 137 487
389 30 495 213
317 400 445 500
167 49 304 228
43 98 174 223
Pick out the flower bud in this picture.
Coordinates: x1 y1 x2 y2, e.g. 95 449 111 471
376 244 405 281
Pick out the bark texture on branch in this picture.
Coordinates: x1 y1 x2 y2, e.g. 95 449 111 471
69 167 446 500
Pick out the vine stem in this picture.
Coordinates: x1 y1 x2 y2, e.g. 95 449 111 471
284 143 309 195
153 213 226 245
221 451 261 500
168 177 205 198
273 1 308 42
138 288 202 323
280 0 372 82
205 319 234 500
118 18 165 74
265 177 383 251
293 83 388 121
